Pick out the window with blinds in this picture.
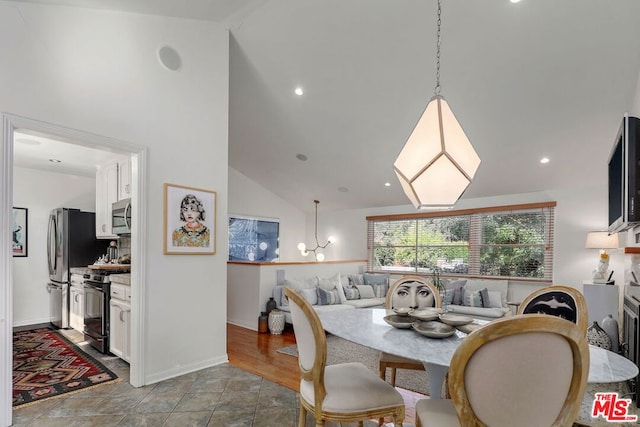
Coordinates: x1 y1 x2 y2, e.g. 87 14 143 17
366 202 555 281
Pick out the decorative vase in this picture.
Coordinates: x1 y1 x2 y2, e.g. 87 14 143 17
266 297 277 315
587 321 612 350
601 314 620 353
258 312 269 334
268 309 286 335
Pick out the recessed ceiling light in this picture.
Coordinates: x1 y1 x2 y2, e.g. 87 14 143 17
510 0 521 3
296 154 308 161
384 182 391 187
294 87 304 96
49 158 62 163
540 157 550 164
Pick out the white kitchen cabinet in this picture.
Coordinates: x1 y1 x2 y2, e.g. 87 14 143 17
96 163 118 238
118 159 131 200
109 283 131 362
69 274 84 333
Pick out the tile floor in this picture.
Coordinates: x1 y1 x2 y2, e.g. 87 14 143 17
11 329 391 427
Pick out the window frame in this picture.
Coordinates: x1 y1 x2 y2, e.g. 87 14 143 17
366 202 556 282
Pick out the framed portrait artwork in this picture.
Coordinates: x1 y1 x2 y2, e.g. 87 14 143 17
12 207 28 257
163 183 216 255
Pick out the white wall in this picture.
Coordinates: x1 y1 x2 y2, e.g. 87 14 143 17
228 167 306 261
12 167 96 326
0 0 229 397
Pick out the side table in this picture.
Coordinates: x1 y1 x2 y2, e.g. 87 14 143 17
268 310 286 335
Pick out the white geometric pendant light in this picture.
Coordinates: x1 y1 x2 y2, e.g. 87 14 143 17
394 0 480 209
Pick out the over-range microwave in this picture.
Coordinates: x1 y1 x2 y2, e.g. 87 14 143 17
112 198 132 235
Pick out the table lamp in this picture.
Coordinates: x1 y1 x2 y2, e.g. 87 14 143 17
585 231 619 283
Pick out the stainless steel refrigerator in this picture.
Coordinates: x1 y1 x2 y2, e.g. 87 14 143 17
46 208 105 328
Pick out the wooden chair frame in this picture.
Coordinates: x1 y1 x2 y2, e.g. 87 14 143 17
517 285 588 334
285 287 405 427
380 275 441 388
442 314 589 427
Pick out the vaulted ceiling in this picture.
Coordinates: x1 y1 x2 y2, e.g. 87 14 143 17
12 0 640 212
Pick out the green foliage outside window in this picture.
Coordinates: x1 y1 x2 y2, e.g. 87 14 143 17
368 205 554 280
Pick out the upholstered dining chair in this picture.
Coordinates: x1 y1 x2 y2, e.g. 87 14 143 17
415 314 590 427
379 275 441 388
517 285 588 334
284 287 405 427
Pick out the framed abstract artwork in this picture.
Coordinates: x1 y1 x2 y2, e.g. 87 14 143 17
228 215 280 262
12 207 28 257
163 183 216 255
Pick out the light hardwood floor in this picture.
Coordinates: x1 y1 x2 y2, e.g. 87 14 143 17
227 323 422 424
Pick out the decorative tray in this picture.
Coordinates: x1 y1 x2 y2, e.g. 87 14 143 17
412 320 456 338
393 307 412 316
408 309 440 321
383 315 415 329
439 313 474 326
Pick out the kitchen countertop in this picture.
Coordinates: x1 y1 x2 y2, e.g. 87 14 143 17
110 273 131 285
88 264 131 270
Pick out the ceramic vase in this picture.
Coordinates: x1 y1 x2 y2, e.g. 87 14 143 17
587 321 612 350
268 310 286 335
266 297 277 315
258 312 269 334
601 314 620 353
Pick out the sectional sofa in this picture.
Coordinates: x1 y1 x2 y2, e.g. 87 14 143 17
273 273 513 323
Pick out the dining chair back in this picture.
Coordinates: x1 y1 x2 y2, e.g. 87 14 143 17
415 314 589 427
385 275 442 310
380 276 441 392
285 287 405 427
517 285 588 334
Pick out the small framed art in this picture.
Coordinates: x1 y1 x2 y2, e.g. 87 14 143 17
12 207 28 257
163 183 217 255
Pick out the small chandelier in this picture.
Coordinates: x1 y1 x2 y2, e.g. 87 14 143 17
297 200 336 262
394 0 480 209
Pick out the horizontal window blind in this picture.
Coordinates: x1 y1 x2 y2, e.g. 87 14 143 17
367 202 555 281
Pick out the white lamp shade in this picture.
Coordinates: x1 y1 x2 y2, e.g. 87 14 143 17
394 95 480 209
585 231 619 249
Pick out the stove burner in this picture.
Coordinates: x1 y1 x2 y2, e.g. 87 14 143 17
84 269 130 283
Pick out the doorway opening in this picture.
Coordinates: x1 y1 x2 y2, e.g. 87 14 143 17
1 114 147 424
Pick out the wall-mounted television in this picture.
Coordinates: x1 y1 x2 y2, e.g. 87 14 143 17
608 114 640 233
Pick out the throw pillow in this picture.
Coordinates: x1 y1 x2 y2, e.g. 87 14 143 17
348 274 365 288
318 273 341 291
300 287 318 305
355 284 376 299
464 289 483 307
344 274 364 300
364 273 389 298
343 286 360 300
488 291 504 308
316 287 339 305
445 279 467 305
282 277 319 306
442 288 455 305
480 287 491 308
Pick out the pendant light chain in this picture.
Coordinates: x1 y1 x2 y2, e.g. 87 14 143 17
434 0 442 96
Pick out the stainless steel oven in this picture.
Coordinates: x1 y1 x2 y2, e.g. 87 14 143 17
83 272 111 354
83 268 129 354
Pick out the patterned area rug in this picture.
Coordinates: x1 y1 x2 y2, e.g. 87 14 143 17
13 328 121 409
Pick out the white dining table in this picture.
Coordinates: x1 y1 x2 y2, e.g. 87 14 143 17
318 308 639 399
